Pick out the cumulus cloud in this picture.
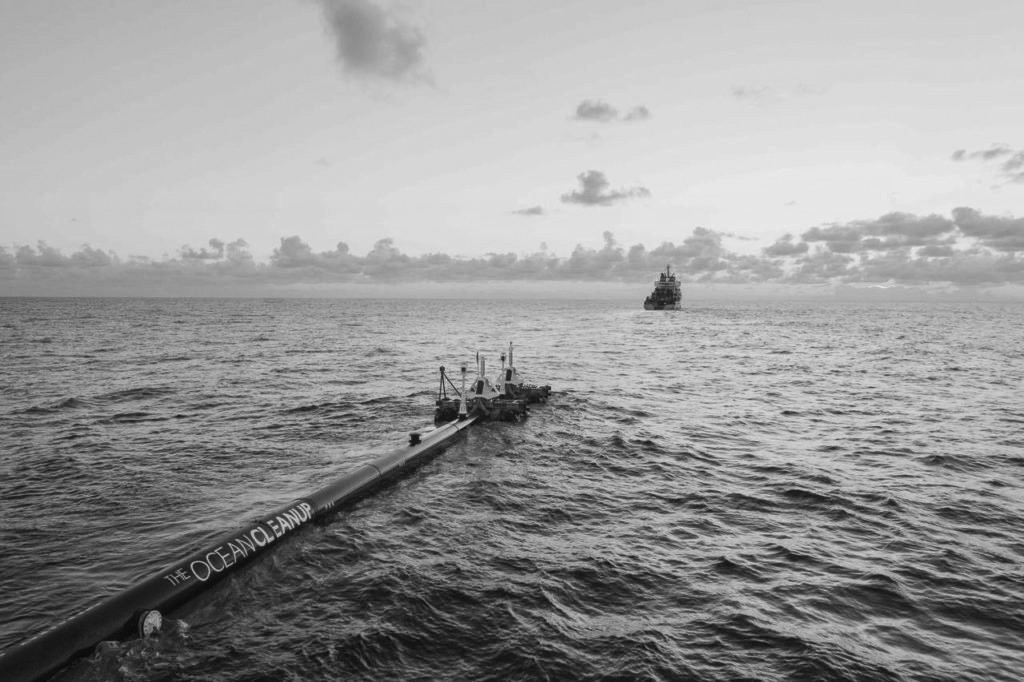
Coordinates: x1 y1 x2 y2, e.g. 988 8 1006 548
1005 152 1024 180
574 100 618 122
272 236 317 268
180 238 224 261
799 212 956 253
9 242 116 267
764 234 809 257
560 170 651 207
225 239 255 266
272 236 361 273
4 208 1024 294
4 230 760 290
70 246 116 267
317 0 427 81
760 208 1024 285
642 227 784 282
791 250 855 282
573 100 652 123
15 243 67 266
952 207 1024 252
952 144 1024 183
623 106 651 121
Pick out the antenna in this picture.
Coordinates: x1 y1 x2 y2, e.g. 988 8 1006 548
458 365 468 419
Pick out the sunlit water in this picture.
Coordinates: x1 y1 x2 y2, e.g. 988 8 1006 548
1 297 1022 681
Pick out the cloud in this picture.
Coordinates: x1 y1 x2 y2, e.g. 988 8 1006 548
764 234 809 257
317 0 427 81
918 244 955 258
9 242 116 267
574 100 618 122
225 239 255 266
731 85 773 101
560 170 651 207
952 207 1024 252
623 106 651 121
272 236 317 267
951 145 1014 162
791 249 855 283
799 212 956 253
1002 151 1024 182
180 238 224 261
4 208 1023 294
718 231 758 242
951 144 1024 183
573 100 652 123
764 209 1023 285
852 248 1024 286
271 236 361 273
512 206 544 216
642 227 784 283
731 84 825 103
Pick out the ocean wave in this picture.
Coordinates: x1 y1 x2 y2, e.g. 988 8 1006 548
2 298 1023 680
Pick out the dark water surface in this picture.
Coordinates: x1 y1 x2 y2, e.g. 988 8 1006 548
1 297 1022 681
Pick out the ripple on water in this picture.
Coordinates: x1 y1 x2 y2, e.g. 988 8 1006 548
1 298 1023 681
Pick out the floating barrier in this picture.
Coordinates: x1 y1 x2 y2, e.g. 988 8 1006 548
0 416 479 682
434 345 550 424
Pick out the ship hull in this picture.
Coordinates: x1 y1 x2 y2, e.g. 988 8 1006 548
643 265 683 310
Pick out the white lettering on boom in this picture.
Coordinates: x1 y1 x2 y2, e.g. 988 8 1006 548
166 502 314 584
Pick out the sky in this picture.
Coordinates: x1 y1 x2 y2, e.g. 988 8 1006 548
1 0 1023 297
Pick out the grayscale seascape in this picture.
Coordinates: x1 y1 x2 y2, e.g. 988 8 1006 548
3 3 1024 679
1 296 1022 681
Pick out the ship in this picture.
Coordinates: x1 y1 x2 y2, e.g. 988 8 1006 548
643 264 682 310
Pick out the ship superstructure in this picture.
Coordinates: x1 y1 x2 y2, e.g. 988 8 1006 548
643 265 682 310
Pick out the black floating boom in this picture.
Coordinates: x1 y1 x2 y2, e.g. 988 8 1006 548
0 416 479 682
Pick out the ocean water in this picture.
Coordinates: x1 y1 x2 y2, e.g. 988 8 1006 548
0 297 1022 681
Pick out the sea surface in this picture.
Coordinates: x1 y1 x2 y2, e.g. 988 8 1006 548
1 297 1022 681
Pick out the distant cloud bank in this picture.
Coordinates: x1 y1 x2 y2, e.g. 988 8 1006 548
3 208 1023 295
